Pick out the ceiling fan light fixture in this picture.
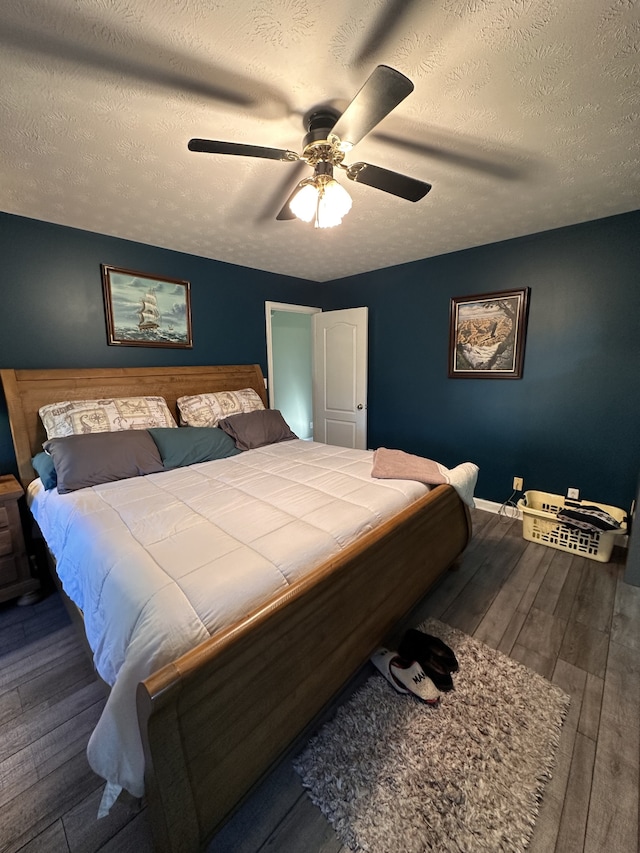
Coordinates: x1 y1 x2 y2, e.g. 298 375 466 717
289 176 352 228
316 179 352 229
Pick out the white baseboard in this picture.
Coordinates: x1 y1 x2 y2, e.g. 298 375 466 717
474 497 522 519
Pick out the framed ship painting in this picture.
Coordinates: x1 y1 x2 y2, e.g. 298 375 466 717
101 265 193 348
448 288 530 379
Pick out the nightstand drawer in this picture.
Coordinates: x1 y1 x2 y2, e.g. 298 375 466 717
0 474 40 604
0 554 19 587
0 528 13 556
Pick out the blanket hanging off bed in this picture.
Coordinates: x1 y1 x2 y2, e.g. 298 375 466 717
372 448 479 508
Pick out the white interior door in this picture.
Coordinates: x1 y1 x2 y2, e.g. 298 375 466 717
312 307 368 449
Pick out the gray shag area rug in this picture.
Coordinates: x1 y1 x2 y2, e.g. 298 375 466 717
293 618 570 853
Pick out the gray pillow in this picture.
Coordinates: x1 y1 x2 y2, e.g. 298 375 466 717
43 430 164 494
217 409 297 451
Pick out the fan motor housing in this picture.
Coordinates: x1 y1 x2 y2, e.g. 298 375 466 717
303 109 345 166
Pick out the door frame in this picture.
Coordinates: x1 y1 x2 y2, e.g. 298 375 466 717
265 302 321 409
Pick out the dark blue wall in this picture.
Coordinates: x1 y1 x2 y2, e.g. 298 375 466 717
0 213 321 471
322 210 640 511
2 209 639 512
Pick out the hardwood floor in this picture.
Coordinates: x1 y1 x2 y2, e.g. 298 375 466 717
0 509 638 852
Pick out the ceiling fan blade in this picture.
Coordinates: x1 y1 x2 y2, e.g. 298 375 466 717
0 1 291 118
329 65 414 151
345 162 431 202
373 132 526 180
353 0 423 65
188 139 299 162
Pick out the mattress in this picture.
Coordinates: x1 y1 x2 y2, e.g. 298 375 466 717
27 439 429 810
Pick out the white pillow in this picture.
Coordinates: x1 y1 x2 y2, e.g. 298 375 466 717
39 396 177 439
177 388 265 428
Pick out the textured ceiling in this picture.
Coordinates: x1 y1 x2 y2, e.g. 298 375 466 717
1 0 638 282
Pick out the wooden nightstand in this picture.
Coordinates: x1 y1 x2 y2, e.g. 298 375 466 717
0 474 40 604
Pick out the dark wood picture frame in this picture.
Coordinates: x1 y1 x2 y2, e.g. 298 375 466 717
448 288 530 379
101 264 193 349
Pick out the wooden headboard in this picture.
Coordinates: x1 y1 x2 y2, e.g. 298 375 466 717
0 364 267 489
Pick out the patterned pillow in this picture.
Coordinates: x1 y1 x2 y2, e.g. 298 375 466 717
176 388 265 428
39 396 177 439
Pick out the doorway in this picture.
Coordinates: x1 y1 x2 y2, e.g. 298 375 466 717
265 302 320 440
266 302 369 449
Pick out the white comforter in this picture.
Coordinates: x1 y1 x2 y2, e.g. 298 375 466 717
28 440 429 811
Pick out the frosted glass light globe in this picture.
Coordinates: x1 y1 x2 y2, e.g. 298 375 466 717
316 180 352 229
289 183 318 222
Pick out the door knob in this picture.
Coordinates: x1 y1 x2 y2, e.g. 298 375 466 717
357 404 364 410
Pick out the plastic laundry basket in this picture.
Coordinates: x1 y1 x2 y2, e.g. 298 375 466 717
517 490 627 563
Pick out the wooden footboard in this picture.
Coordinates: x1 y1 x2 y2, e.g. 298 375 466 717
137 483 471 852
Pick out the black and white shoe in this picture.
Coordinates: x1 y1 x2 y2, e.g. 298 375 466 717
371 648 441 705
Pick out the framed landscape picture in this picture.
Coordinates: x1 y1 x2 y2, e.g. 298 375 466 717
448 288 530 379
101 264 193 348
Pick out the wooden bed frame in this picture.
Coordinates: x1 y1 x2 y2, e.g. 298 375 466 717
1 364 472 852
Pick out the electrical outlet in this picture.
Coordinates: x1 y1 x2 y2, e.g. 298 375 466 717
567 487 580 500
512 476 523 491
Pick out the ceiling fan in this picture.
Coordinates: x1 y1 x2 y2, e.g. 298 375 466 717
188 65 432 228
